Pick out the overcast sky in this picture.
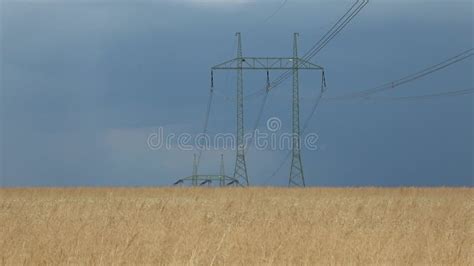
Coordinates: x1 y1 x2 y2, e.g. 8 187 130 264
1 0 472 187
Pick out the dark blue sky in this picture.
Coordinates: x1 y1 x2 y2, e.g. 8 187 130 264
1 0 472 187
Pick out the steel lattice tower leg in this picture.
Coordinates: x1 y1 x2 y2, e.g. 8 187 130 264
233 32 249 186
219 154 225 187
192 153 198 186
289 33 305 187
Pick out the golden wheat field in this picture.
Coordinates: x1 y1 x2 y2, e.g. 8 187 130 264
0 188 472 265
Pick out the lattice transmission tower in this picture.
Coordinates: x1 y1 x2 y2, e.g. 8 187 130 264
289 33 305 187
174 154 238 186
212 33 324 187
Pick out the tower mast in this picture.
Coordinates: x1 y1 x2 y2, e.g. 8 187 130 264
233 32 250 186
289 33 306 187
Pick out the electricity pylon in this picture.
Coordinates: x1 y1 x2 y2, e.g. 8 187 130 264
233 32 249 186
289 33 305 187
212 33 324 187
173 154 239 186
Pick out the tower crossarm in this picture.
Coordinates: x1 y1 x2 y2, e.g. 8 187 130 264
212 57 323 70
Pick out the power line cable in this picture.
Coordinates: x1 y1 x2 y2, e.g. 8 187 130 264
245 0 368 144
263 71 326 185
263 70 473 184
204 1 368 182
197 38 238 169
363 88 474 102
196 85 214 170
263 0 289 23
325 49 473 101
247 1 369 184
263 0 369 93
304 1 369 60
245 71 272 156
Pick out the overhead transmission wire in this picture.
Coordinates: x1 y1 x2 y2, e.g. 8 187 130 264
262 49 473 184
209 0 471 185
257 0 369 184
263 49 472 183
246 0 369 99
196 38 239 169
198 0 290 179
196 80 214 170
263 0 289 23
263 72 473 185
260 0 360 92
260 1 471 184
325 48 473 101
197 0 368 180
304 1 368 61
264 72 327 185
245 71 271 156
245 0 368 127
245 1 368 173
213 39 237 103
364 88 474 102
246 0 368 138
213 66 235 103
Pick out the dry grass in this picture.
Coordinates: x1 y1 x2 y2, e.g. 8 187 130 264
0 188 472 265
